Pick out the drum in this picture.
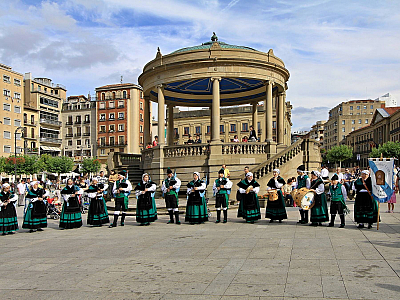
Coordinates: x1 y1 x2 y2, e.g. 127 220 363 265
245 185 254 194
293 188 316 210
266 189 279 201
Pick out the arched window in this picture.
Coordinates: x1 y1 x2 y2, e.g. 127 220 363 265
112 92 116 99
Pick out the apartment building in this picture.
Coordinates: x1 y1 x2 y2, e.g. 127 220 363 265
0 63 24 157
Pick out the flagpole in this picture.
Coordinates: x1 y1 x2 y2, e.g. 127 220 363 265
376 154 384 231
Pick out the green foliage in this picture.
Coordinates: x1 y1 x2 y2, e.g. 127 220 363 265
81 158 101 175
46 156 74 175
369 141 400 160
0 157 5 173
326 145 353 165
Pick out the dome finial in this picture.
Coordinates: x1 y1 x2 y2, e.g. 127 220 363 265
211 32 218 42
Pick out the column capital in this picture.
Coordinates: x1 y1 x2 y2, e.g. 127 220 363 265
156 84 164 90
211 77 221 82
263 80 275 86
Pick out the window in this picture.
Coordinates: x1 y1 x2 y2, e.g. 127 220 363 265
351 127 355 131
195 126 201 134
112 92 116 100
350 113 353 115
357 106 360 110
84 115 90 122
206 126 211 134
100 149 105 155
85 139 90 145
14 92 21 99
122 91 127 99
4 131 11 139
16 133 21 140
3 103 11 111
352 120 355 124
220 125 225 133
370 105 373 109
3 117 11 125
100 126 106 133
77 140 81 146
13 78 21 86
109 136 115 145
118 112 124 119
350 106 353 110
184 127 189 135
14 119 21 127
230 124 236 132
109 113 115 120
118 136 124 145
174 128 178 137
3 75 11 83
99 102 105 109
3 89 10 96
118 100 124 108
140 102 143 110
140 125 143 133
242 123 248 132
342 128 345 132
68 140 72 146
342 120 345 125
3 145 11 153
140 113 143 121
365 119 368 124
39 97 58 108
37 85 41 91
118 124 124 132
101 93 105 100
363 105 367 109
109 101 115 109
358 119 362 124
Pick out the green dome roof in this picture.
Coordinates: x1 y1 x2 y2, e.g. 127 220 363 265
171 41 258 54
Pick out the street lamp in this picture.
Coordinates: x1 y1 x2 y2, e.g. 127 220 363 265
14 126 24 182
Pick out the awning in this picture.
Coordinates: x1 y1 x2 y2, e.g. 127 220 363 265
50 147 61 151
40 146 61 151
40 146 51 151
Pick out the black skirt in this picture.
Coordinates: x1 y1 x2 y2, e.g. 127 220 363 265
65 197 81 214
31 201 47 218
137 194 152 210
243 193 256 210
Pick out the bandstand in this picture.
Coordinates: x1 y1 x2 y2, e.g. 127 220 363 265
137 34 320 192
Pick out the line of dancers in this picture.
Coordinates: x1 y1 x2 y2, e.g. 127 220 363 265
0 165 381 235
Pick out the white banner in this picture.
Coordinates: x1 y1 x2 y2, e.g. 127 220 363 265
368 158 395 203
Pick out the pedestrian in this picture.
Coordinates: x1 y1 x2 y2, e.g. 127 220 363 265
161 168 181 224
153 136 159 147
59 178 83 229
221 164 230 178
0 183 19 235
237 172 261 223
109 170 132 228
283 178 294 207
321 166 329 180
185 172 208 224
328 174 348 228
343 169 352 192
22 181 48 233
187 135 194 144
265 169 287 223
17 179 26 207
213 168 232 223
86 179 109 226
309 171 329 226
108 170 118 201
134 173 158 226
194 135 202 143
248 125 257 142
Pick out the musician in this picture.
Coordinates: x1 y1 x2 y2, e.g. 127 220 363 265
309 171 329 226
60 178 83 229
185 172 208 224
110 171 132 227
134 173 158 226
265 169 287 223
237 166 250 218
237 172 261 223
22 181 48 233
86 179 110 226
353 170 378 229
0 183 19 235
213 169 233 223
295 165 311 224
161 168 181 224
327 174 348 228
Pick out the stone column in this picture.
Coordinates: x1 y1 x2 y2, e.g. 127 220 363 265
167 104 174 146
277 92 285 144
132 90 140 154
157 84 165 146
265 81 273 142
211 77 221 143
252 101 258 134
143 96 151 146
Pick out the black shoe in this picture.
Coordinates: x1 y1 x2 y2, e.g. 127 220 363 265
120 223 124 226
37 228 43 231
367 224 372 229
328 223 334 227
2 233 6 236
279 220 282 223
357 224 364 228
29 229 34 233
176 221 181 225
223 219 227 223
215 220 220 223
269 219 274 223
167 220 174 224
297 220 302 223
339 224 345 228
310 223 318 226
250 221 255 224
109 224 116 228
8 232 15 235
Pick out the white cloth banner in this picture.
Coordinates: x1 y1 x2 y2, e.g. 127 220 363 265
368 158 395 203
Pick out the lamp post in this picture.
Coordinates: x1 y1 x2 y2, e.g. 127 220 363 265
14 126 24 183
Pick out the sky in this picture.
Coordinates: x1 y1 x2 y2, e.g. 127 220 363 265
1 0 399 131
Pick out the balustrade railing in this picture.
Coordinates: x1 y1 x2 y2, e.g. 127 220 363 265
164 144 209 157
221 143 268 155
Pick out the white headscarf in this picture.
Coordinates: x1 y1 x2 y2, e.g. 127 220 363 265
311 170 321 178
31 181 38 187
246 172 253 178
273 169 280 174
362 170 370 175
2 183 10 188
193 172 200 179
142 173 150 182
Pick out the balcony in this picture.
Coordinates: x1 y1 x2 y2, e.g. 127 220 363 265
97 141 127 147
74 133 82 137
83 132 90 136
23 134 39 140
74 120 81 125
24 121 37 126
26 148 39 154
40 136 62 144
65 121 73 126
83 120 90 124
65 133 73 138
40 118 62 126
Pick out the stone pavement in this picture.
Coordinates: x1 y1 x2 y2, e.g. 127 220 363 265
1 199 399 300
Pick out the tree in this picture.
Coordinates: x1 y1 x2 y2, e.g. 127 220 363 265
0 157 6 174
46 156 74 176
81 158 101 175
326 145 353 167
369 141 400 160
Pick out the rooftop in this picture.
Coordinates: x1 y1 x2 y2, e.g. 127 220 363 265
96 83 142 91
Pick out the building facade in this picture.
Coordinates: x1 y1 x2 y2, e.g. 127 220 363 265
24 73 66 156
62 95 97 162
343 107 400 168
170 103 292 146
95 83 145 162
309 120 326 145
324 99 385 151
0 63 24 157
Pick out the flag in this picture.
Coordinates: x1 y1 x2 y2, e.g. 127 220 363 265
368 158 395 203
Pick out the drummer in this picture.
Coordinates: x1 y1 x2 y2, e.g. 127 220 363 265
327 174 348 228
265 169 287 223
309 171 329 226
294 165 311 224
237 172 261 223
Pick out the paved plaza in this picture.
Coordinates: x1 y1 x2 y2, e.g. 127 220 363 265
1 199 399 300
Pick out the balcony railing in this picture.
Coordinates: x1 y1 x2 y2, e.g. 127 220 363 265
40 136 62 144
75 120 81 124
83 132 90 136
97 141 127 147
83 120 90 124
40 118 62 126
24 121 37 126
65 121 73 126
65 133 73 138
74 133 82 137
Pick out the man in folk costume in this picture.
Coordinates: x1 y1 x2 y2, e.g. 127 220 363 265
237 166 250 218
86 179 110 226
134 173 158 226
0 183 19 235
237 172 261 223
22 181 48 233
353 170 378 229
328 174 348 228
309 170 329 226
185 172 208 224
161 168 181 224
213 168 233 223
265 169 287 223
294 165 311 224
110 171 132 228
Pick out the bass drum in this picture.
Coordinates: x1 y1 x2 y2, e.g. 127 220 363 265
293 188 316 210
266 189 279 201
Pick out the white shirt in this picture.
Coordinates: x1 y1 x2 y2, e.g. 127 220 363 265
321 168 329 178
17 183 26 194
161 177 181 194
337 172 344 183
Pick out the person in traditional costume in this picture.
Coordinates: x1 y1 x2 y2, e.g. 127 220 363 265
0 183 19 235
22 181 48 233
161 168 181 224
294 165 311 224
185 172 208 224
309 170 329 226
134 173 157 226
265 169 287 223
86 179 109 226
237 172 261 223
60 178 83 229
237 166 250 218
213 168 233 223
110 171 132 227
353 170 378 229
328 174 348 228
